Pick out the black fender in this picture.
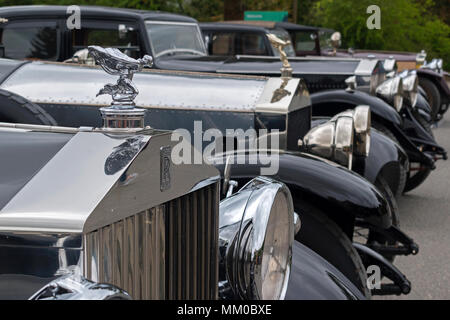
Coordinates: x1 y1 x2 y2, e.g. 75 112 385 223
213 151 392 235
311 118 408 195
310 89 402 127
417 69 450 104
360 129 409 195
415 93 432 122
285 241 365 300
401 105 447 161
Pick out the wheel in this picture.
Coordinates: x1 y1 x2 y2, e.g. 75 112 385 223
294 200 371 298
372 121 431 193
354 175 400 263
0 89 56 125
419 78 441 121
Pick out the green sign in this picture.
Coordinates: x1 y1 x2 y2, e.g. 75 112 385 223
244 11 288 22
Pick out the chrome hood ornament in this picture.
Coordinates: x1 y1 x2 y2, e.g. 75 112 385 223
267 33 293 79
88 46 153 130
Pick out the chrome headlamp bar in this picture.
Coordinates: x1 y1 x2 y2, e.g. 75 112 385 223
399 70 419 107
218 177 295 300
376 76 404 112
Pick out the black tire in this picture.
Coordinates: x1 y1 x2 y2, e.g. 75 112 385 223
0 89 56 125
295 201 371 298
372 121 431 193
354 176 400 263
419 78 441 121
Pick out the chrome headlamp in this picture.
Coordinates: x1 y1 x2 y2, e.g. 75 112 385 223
218 177 294 300
399 71 419 107
422 58 443 73
302 114 354 169
301 105 371 168
376 76 404 112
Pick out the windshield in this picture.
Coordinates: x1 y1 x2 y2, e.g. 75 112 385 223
268 29 295 57
292 31 318 53
318 30 335 51
146 21 207 58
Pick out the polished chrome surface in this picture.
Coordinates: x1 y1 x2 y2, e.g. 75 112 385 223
267 33 293 79
88 46 152 130
85 205 166 299
353 105 371 157
399 71 419 107
218 177 294 300
376 76 404 112
345 76 357 92
88 46 153 109
334 116 354 170
302 111 357 169
29 273 131 300
1 61 268 112
0 131 149 233
85 183 219 300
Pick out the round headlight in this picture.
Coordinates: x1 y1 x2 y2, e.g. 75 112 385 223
353 105 371 157
302 114 354 169
376 76 404 112
218 178 294 300
334 116 354 169
400 72 419 107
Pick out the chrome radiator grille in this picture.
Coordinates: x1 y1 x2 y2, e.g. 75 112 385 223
84 183 219 300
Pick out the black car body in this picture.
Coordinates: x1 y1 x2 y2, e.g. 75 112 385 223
0 43 369 300
0 56 417 296
0 5 443 193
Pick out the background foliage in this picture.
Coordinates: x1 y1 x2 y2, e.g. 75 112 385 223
1 0 448 69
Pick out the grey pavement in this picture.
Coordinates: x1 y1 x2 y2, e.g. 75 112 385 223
381 111 450 299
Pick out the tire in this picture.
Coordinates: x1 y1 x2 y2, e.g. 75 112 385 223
354 176 400 263
294 200 371 298
372 121 431 193
419 78 441 121
0 89 56 125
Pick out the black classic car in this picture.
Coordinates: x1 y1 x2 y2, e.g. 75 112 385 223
0 5 444 193
0 46 368 300
279 23 450 122
0 50 418 297
199 21 447 192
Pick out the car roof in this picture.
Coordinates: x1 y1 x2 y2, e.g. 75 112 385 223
205 20 321 32
200 22 271 33
0 5 197 23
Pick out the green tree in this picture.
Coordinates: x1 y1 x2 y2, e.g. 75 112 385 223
308 0 450 69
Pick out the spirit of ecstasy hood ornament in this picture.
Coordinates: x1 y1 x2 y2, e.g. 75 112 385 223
267 33 293 79
88 46 153 130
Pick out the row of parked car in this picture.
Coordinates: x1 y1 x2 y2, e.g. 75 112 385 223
0 5 448 300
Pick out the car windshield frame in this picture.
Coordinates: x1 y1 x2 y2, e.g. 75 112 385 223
145 21 207 58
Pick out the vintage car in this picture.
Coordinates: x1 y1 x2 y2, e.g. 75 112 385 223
282 24 450 121
0 44 418 297
0 47 370 300
0 5 444 193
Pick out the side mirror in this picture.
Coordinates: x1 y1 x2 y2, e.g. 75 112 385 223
222 156 238 197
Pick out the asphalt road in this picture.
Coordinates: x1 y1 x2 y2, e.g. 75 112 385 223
382 111 450 300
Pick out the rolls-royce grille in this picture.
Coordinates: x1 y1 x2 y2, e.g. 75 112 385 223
84 183 219 300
